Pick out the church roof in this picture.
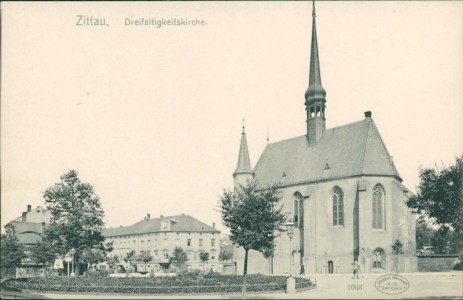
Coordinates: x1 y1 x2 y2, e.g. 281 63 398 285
103 214 220 237
253 116 401 187
233 126 253 175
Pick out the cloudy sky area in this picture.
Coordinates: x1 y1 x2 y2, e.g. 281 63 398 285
2 1 462 233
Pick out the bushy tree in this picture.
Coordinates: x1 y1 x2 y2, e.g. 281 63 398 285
407 156 463 234
124 250 136 263
416 217 435 250
80 247 105 267
169 247 188 272
43 170 106 274
199 251 209 272
416 217 463 254
219 180 287 275
0 227 26 279
134 251 152 271
218 249 233 262
29 240 56 268
106 254 120 270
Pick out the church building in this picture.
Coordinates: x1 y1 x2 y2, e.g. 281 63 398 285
232 3 417 274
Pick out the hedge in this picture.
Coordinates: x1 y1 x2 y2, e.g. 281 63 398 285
4 274 313 294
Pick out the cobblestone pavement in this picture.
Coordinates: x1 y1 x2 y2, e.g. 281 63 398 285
3 272 462 299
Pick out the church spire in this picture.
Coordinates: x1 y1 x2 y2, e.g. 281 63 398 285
233 120 254 187
305 0 327 144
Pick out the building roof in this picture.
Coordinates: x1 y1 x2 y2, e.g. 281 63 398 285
253 116 401 187
6 221 44 245
233 126 253 175
103 214 220 237
11 206 51 224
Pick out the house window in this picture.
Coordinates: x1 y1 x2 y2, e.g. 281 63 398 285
163 253 169 259
199 239 203 247
187 239 191 247
332 188 344 226
211 239 215 247
372 185 385 229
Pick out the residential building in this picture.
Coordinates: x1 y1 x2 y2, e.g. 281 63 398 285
103 214 221 272
4 205 52 247
231 3 417 275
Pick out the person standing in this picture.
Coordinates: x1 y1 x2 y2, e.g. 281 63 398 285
352 258 360 279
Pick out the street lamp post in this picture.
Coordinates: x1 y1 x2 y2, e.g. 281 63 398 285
285 221 295 276
70 248 76 276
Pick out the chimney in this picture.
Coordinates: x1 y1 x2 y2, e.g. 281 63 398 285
364 111 372 118
22 212 27 222
212 222 216 229
27 205 32 212
147 213 150 220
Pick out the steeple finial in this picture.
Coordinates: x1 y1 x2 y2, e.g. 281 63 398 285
242 118 245 134
312 0 316 18
266 123 269 143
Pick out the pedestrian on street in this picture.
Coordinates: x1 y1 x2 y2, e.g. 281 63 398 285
352 258 360 279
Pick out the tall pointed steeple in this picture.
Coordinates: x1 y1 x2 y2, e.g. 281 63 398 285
233 121 254 187
305 0 327 144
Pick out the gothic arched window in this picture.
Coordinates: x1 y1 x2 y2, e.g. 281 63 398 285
332 187 344 226
372 185 385 229
373 247 385 269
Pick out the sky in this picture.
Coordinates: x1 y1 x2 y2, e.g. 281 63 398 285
1 1 462 234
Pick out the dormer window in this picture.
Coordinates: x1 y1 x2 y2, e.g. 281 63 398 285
161 220 170 230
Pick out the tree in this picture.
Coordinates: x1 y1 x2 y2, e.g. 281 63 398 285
218 249 233 262
407 156 463 234
169 247 188 272
29 240 56 269
80 247 105 268
124 250 136 263
415 217 463 255
134 251 153 272
219 180 287 275
199 251 209 272
106 254 120 271
1 226 26 279
43 170 106 274
415 217 435 250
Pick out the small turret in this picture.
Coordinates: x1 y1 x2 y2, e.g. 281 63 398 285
233 122 254 187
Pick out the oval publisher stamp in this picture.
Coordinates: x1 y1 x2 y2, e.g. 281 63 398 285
375 274 410 295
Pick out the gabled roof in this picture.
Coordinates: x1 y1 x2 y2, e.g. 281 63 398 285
253 117 401 187
11 206 51 224
103 214 220 237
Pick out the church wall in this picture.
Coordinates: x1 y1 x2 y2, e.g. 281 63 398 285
357 177 417 273
232 176 417 275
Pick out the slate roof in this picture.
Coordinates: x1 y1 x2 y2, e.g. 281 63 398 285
234 130 253 175
253 117 401 187
103 214 220 237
